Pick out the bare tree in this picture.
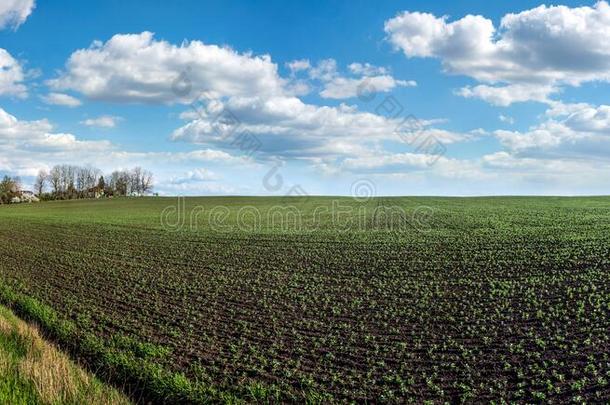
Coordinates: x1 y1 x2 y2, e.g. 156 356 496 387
141 169 154 195
34 170 48 196
76 166 87 196
110 170 130 196
42 164 153 200
109 171 120 194
131 167 143 195
49 166 61 196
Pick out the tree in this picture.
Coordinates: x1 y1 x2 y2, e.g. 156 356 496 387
0 175 21 204
130 167 143 195
141 169 154 195
76 166 87 197
110 170 130 196
98 176 105 191
142 169 153 194
31 164 153 200
127 167 153 196
34 170 48 196
49 166 62 197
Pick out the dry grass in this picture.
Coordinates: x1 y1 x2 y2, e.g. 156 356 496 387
0 305 131 405
0 315 11 334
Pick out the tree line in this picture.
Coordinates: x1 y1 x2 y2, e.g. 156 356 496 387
0 165 153 204
37 165 154 200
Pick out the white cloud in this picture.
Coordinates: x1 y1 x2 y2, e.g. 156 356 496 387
171 94 468 162
494 103 610 158
477 151 610 195
160 181 236 195
172 95 396 157
0 107 254 191
338 150 492 183
0 48 26 98
320 75 416 99
499 114 514 124
332 146 610 195
0 107 115 176
46 33 430 166
342 152 443 171
545 100 591 117
47 31 287 104
80 115 122 128
0 0 35 30
304 59 416 99
0 108 111 151
40 92 82 107
308 59 338 81
348 63 388 76
457 84 558 106
180 148 249 164
385 2 610 104
286 59 310 74
170 168 218 184
563 104 610 133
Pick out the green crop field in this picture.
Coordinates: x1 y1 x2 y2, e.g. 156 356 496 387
0 196 609 403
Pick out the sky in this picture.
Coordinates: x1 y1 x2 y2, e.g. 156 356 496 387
1 0 610 196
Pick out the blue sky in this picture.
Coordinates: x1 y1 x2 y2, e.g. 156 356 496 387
1 0 610 196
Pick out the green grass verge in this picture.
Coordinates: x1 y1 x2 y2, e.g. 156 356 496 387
0 304 130 404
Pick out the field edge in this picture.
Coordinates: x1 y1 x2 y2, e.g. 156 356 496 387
0 282 332 404
0 302 132 404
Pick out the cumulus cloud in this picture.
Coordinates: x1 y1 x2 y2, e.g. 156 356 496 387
336 150 494 184
171 94 467 162
305 59 416 99
176 148 248 164
160 181 236 195
80 115 122 128
563 104 610 133
0 48 27 98
46 33 432 166
320 75 416 99
286 59 311 74
308 59 339 81
481 151 610 187
385 2 610 104
494 102 610 159
348 63 388 76
172 95 395 157
0 107 253 187
0 0 35 30
47 32 287 104
544 100 592 117
342 152 447 171
0 107 114 176
457 84 558 106
43 32 480 185
0 108 111 152
335 146 610 195
169 168 218 184
40 92 82 107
